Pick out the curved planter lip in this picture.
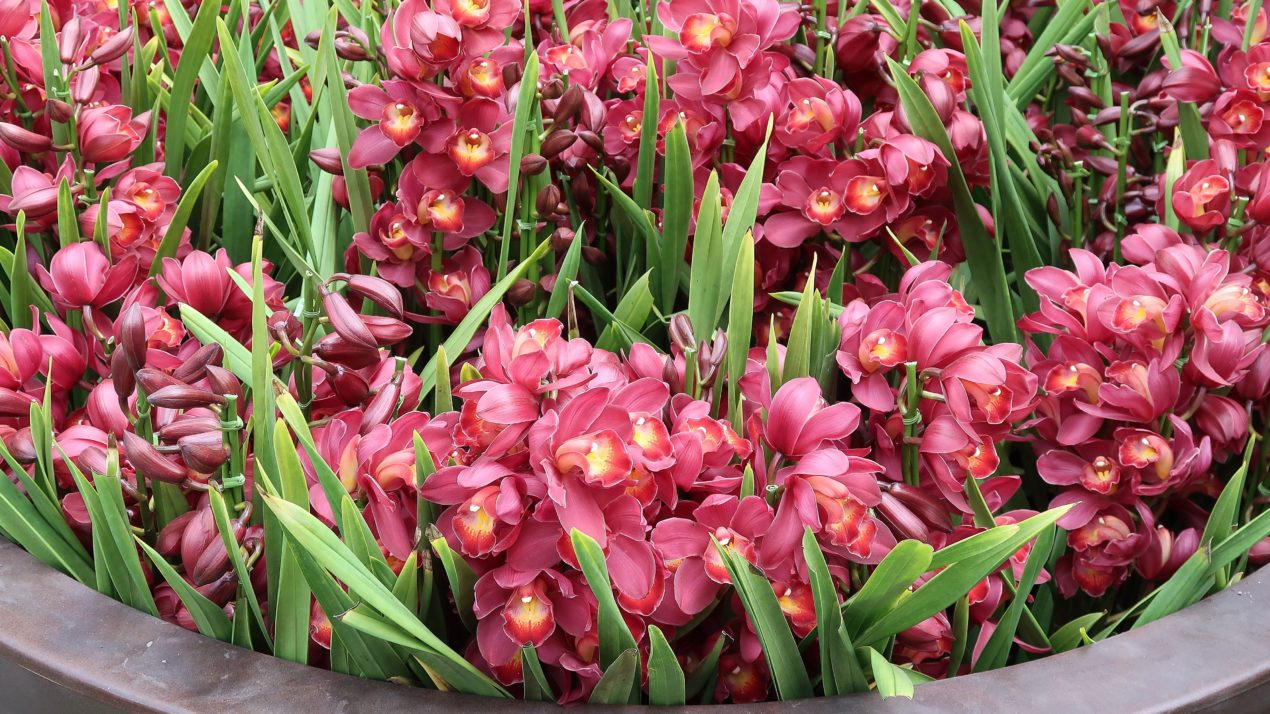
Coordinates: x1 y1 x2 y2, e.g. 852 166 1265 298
0 538 1267 714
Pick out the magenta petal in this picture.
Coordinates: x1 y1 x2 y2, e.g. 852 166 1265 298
476 383 539 424
673 559 719 615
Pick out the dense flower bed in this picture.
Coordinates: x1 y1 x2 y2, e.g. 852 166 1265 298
0 0 1268 705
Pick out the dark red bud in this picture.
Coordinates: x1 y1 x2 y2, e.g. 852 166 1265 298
877 492 930 542
178 432 230 474
886 482 953 532
7 427 36 464
363 315 412 345
309 147 345 175
330 273 405 319
314 333 382 369
136 368 187 395
361 379 401 432
147 385 226 409
507 278 536 306
0 388 37 417
577 129 604 154
156 511 197 557
117 302 148 371
122 432 188 485
46 100 73 123
520 153 548 175
110 350 136 401
554 84 585 123
158 416 222 442
536 184 563 217
324 363 371 405
540 130 577 159
88 26 134 66
322 289 378 350
171 343 223 384
0 122 53 153
540 78 564 100
669 314 697 354
204 365 242 403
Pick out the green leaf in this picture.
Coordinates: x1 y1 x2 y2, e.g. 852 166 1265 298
496 52 540 281
887 58 1017 343
713 121 770 330
647 625 686 706
0 456 94 583
137 538 233 641
859 507 1070 644
685 633 728 703
430 536 477 632
521 646 554 702
545 227 583 319
976 524 1057 671
1201 435 1257 547
1158 16 1210 161
713 537 813 700
804 528 867 695
842 539 933 637
150 161 219 275
269 426 311 664
596 271 653 351
686 171 723 339
315 7 372 234
865 646 914 699
164 0 219 178
179 304 253 384
781 258 820 384
66 463 157 616
570 529 638 669
659 120 693 312
587 648 640 705
434 345 453 414
725 223 754 429
264 494 509 697
1049 612 1104 653
207 488 271 648
633 54 661 215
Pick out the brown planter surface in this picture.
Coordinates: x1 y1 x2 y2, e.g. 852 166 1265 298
1 539 1267 713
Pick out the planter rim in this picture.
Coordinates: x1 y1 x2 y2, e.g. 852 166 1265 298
0 539 1267 713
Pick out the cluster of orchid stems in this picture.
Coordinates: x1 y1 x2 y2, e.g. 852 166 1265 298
0 0 1268 706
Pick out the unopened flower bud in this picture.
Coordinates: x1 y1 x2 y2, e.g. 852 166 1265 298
157 511 197 557
0 122 52 153
669 314 697 354
0 388 37 416
540 130 577 159
172 343 223 384
58 18 81 65
334 36 370 61
884 481 953 532
88 26 135 66
536 184 563 217
322 363 371 405
361 375 402 432
330 273 405 319
540 78 564 100
314 333 382 369
136 368 186 395
508 278 536 306
322 289 378 350
178 431 230 474
877 492 930 542
554 84 585 123
117 302 148 370
309 147 345 175
110 350 136 401
7 427 36 464
158 416 222 442
520 152 548 175
204 365 242 404
577 130 604 154
147 384 226 409
122 431 188 485
46 99 73 123
582 245 606 265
